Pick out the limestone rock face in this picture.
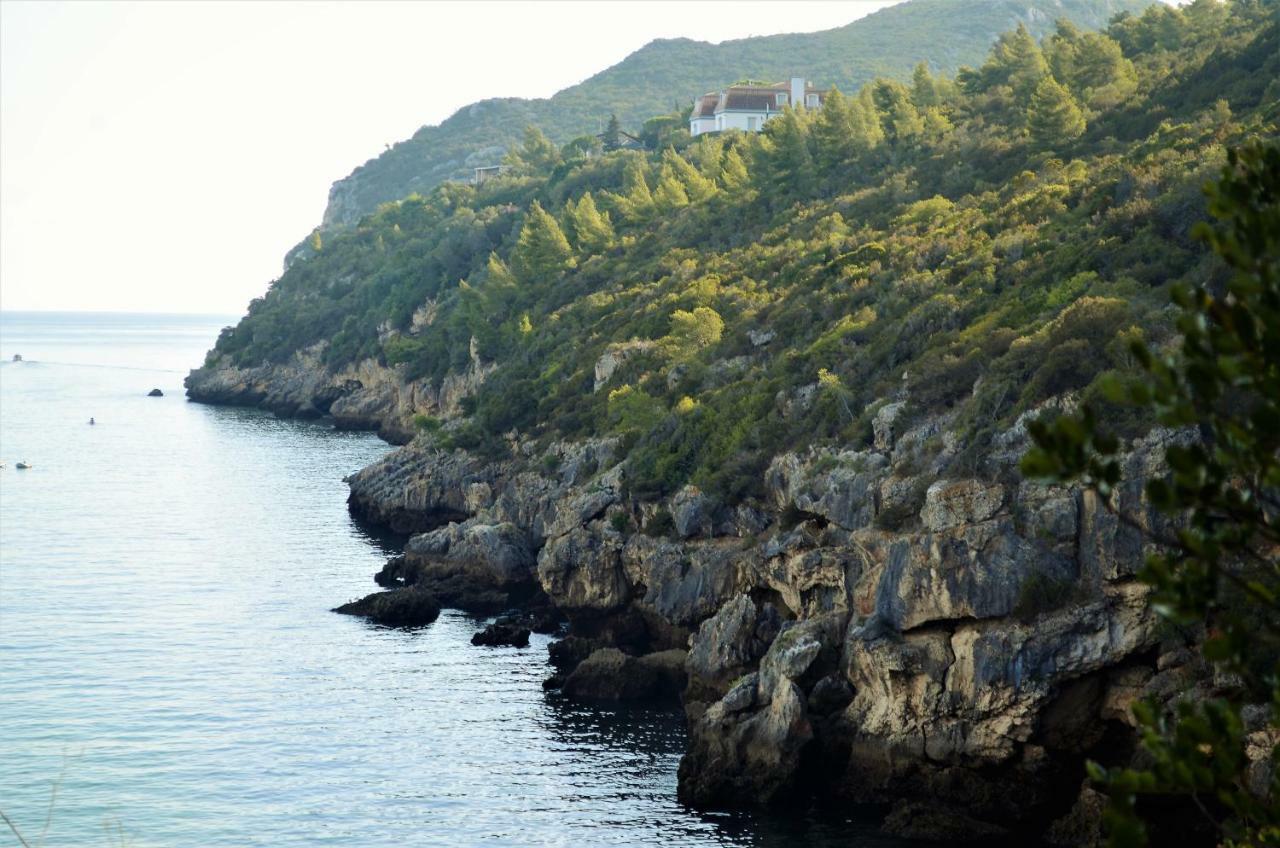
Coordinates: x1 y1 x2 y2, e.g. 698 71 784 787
593 340 656 392
765 449 888 531
405 520 534 586
839 582 1159 829
537 528 628 614
186 346 485 444
671 486 715 539
201 346 1198 843
868 517 1076 630
347 446 497 534
685 594 783 701
872 401 906 451
919 479 1004 531
679 613 846 808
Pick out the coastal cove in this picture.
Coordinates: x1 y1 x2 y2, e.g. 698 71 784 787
0 312 910 847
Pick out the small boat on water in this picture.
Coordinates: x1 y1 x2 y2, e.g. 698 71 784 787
16 461 32 469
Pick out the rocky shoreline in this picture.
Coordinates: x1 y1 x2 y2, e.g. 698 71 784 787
186 359 1244 845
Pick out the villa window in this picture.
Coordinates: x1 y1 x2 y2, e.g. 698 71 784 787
776 92 786 106
747 116 758 131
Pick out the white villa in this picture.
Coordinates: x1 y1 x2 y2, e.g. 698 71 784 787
689 77 828 136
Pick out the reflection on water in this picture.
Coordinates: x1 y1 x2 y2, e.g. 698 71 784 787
0 312 913 847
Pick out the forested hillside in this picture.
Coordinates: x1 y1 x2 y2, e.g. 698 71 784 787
205 0 1278 510
317 0 1152 229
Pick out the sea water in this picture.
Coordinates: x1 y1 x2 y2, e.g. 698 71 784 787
0 312 908 847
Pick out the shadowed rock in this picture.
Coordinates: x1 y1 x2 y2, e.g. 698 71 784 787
471 617 531 648
333 586 441 627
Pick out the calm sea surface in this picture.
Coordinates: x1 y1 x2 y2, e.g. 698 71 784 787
0 312 906 847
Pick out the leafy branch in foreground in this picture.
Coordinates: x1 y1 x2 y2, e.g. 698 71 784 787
1023 142 1280 847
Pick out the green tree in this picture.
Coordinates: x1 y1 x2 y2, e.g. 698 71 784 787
911 61 939 108
603 113 623 151
854 86 887 150
608 158 655 222
873 80 924 148
1022 143 1280 848
663 148 716 202
1046 20 1138 111
654 163 691 211
1028 76 1086 152
664 306 724 358
718 147 751 194
965 22 1049 119
812 87 857 173
1071 31 1138 110
504 125 561 175
564 192 615 255
758 108 815 198
514 200 575 280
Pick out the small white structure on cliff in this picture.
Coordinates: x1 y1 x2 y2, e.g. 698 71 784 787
689 77 828 136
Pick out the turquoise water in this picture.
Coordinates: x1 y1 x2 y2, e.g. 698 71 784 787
0 312 905 847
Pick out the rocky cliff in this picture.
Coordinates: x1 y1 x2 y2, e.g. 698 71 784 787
198 353 1216 843
185 341 492 445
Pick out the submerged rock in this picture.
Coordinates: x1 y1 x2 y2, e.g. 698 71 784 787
471 617 531 648
561 647 688 701
147 388 164 397
332 586 441 627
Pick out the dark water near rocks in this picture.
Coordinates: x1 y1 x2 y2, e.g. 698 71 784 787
0 312 911 847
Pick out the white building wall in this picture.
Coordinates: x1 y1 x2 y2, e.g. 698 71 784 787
790 77 805 108
717 111 769 132
690 117 716 136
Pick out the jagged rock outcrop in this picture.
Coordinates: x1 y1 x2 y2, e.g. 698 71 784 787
679 613 848 807
210 352 1214 841
186 338 493 444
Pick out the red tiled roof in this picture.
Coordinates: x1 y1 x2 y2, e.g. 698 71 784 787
691 81 830 120
723 92 779 111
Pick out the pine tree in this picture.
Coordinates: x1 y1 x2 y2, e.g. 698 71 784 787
662 148 716 202
718 147 750 194
812 87 857 173
873 81 924 147
482 252 520 317
565 192 615 255
653 163 690 211
971 23 1048 110
854 87 886 150
911 62 938 108
1028 76 1086 152
1071 32 1138 110
607 159 655 222
504 126 561 175
759 108 815 198
602 114 622 151
514 201 575 280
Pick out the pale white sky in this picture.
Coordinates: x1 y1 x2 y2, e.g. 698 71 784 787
0 1 897 315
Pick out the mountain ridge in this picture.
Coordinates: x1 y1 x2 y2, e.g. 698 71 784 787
317 0 1153 231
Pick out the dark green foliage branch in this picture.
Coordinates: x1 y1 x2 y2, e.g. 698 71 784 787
1022 142 1280 847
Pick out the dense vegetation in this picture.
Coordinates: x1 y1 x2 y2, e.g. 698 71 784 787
209 0 1280 511
1025 140 1279 848
316 0 1151 228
